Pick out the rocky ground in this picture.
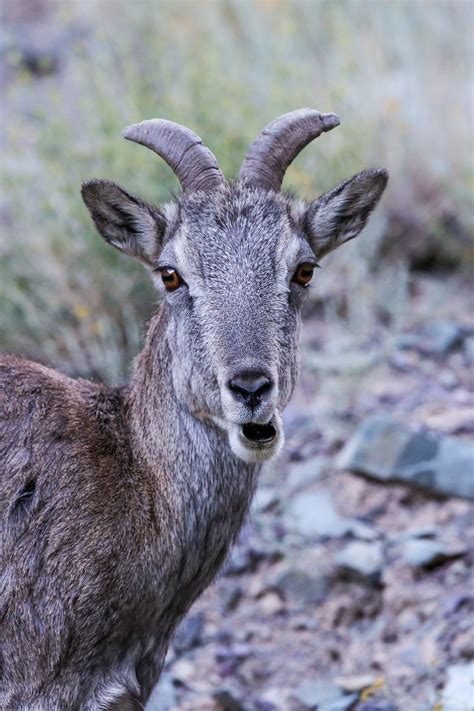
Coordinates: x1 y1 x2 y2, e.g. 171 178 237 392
148 273 474 711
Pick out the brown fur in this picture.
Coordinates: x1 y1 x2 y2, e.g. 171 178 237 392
1 126 387 707
1 310 257 707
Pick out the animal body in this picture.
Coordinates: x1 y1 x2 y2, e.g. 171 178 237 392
0 109 387 709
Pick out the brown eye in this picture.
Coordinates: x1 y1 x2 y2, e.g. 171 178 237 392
293 262 315 287
159 267 182 292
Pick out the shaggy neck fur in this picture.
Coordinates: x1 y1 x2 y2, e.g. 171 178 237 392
126 303 260 596
92 304 262 698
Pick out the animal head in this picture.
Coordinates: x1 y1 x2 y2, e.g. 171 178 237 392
81 109 387 463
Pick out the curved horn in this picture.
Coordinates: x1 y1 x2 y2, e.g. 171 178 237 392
122 119 224 193
238 109 340 192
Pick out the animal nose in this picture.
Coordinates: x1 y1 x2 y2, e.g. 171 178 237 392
228 371 272 408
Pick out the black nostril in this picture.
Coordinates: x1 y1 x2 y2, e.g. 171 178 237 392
228 372 272 407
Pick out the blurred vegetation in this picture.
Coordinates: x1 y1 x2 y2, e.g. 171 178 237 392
0 0 472 382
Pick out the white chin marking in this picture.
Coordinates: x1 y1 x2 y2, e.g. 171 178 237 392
227 413 284 464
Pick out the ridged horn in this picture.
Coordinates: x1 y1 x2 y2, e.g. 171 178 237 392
238 109 340 192
122 119 224 193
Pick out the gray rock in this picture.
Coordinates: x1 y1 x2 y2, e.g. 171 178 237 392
439 369 458 390
400 539 465 568
286 457 325 492
398 320 462 356
333 675 376 693
335 541 384 583
290 679 357 710
221 583 243 612
170 658 194 684
346 520 380 541
284 490 350 538
257 687 291 710
274 568 329 605
215 643 251 677
463 337 474 366
212 688 245 711
173 612 204 654
440 662 474 711
391 526 438 542
338 415 474 500
146 673 177 711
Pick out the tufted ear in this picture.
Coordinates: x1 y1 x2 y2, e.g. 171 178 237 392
303 168 388 260
81 179 166 266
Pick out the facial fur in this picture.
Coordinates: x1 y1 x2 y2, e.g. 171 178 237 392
82 166 387 464
152 184 313 462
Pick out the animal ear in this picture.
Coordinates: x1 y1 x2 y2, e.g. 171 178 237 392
81 179 166 266
303 168 388 259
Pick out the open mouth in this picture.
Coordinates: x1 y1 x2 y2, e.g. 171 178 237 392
228 414 282 462
241 421 276 444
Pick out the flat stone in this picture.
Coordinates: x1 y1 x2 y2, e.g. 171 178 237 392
284 490 350 538
440 662 474 711
400 539 465 568
422 405 474 434
286 456 325 492
439 369 458 389
257 687 291 710
333 674 376 693
346 520 380 541
259 591 286 615
391 526 438 542
274 568 329 605
290 679 357 710
146 673 177 710
170 658 195 684
335 542 384 583
338 415 474 500
291 679 338 706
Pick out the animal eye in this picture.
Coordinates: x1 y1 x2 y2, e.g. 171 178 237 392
293 262 315 287
159 267 182 292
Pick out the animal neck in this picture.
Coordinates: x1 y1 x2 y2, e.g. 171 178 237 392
125 304 260 551
126 304 181 468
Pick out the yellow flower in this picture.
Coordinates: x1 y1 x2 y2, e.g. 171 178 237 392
73 304 90 320
360 677 385 701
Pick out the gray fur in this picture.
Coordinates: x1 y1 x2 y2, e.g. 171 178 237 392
0 112 387 709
